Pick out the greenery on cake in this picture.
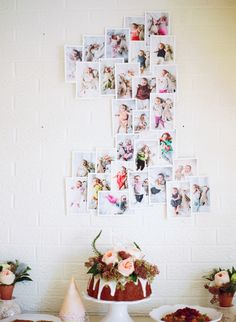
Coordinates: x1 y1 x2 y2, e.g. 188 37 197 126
85 231 159 285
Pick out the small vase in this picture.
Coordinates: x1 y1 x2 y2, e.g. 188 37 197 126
0 285 15 300
0 298 21 319
218 292 235 307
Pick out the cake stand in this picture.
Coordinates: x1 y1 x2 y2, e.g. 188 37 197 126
84 294 150 322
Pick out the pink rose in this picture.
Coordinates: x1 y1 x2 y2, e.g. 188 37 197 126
0 269 15 285
118 258 134 277
102 250 118 265
214 271 230 287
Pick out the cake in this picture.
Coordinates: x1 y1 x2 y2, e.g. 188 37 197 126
85 231 159 301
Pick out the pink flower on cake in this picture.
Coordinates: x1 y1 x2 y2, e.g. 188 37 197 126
0 269 15 285
118 258 134 277
214 271 230 287
102 250 118 265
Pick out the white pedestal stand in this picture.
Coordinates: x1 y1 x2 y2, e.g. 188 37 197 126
84 295 150 322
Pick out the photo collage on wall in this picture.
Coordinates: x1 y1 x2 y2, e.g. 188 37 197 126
64 11 210 217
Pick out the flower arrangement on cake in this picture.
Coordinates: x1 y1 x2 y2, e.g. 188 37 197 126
85 231 159 301
203 267 236 307
0 260 32 300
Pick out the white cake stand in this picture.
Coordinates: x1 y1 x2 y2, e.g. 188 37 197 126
84 294 150 322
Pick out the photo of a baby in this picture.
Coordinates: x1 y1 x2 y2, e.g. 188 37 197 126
133 110 150 134
124 16 145 41
135 140 157 171
154 64 177 93
145 12 169 45
150 93 175 131
115 63 140 99
87 173 111 211
149 166 172 204
167 181 191 217
132 76 156 110
98 190 133 215
157 130 176 165
64 45 83 83
65 177 87 214
99 58 123 96
112 99 135 135
96 148 116 173
173 158 198 181
150 36 175 66
130 41 150 75
111 161 134 191
128 171 149 208
83 35 105 62
190 176 210 213
76 62 99 98
72 151 96 177
106 28 130 63
116 134 135 162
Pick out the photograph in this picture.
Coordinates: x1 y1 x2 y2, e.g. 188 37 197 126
132 76 156 110
130 41 150 75
65 177 87 214
133 110 150 134
116 134 136 162
99 58 123 96
157 130 176 165
167 181 191 217
124 16 145 41
135 140 158 171
154 64 177 93
145 12 169 45
76 62 99 98
150 93 175 131
190 176 210 213
98 190 133 215
64 45 83 83
72 151 96 177
83 35 105 62
112 99 135 135
87 173 111 211
111 161 134 191
173 158 198 181
128 171 149 208
96 148 116 173
150 36 175 66
106 28 130 62
149 166 173 204
115 63 140 99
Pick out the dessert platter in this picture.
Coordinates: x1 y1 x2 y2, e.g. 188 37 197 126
0 313 61 322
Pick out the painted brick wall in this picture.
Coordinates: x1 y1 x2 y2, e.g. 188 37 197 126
1 0 236 315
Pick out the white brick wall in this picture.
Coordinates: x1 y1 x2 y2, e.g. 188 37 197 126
1 0 236 315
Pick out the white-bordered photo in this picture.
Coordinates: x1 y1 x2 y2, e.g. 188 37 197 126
76 62 99 98
154 64 177 93
83 35 105 62
135 139 158 171
190 176 210 213
124 16 145 41
99 58 124 96
133 110 150 134
149 166 173 204
72 151 96 177
116 134 136 162
167 181 191 217
150 93 175 131
98 190 133 215
145 12 169 45
105 28 130 62
65 177 87 214
128 171 149 208
150 36 175 66
157 130 176 165
111 161 134 191
173 158 198 181
115 63 140 99
132 76 156 110
112 99 135 135
87 173 111 211
64 45 83 83
96 148 116 173
130 41 150 75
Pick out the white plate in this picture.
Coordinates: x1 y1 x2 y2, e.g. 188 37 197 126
0 313 61 322
149 304 222 322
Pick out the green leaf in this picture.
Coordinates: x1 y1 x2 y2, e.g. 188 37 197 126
92 230 102 256
133 242 141 251
87 263 100 276
130 273 137 282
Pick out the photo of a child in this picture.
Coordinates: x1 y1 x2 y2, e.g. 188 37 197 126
115 63 140 99
173 158 198 181
150 36 175 66
124 16 145 41
64 45 83 83
112 99 135 135
87 173 111 211
116 134 135 162
111 161 134 191
96 148 116 173
98 190 133 215
157 130 176 165
190 176 210 213
167 181 191 217
72 151 96 177
132 76 156 110
128 171 149 208
83 35 105 62
133 110 150 134
154 64 177 93
150 93 175 131
135 140 157 171
130 42 150 75
99 58 123 96
106 28 130 63
76 62 99 98
145 12 169 45
65 177 87 214
149 166 172 204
